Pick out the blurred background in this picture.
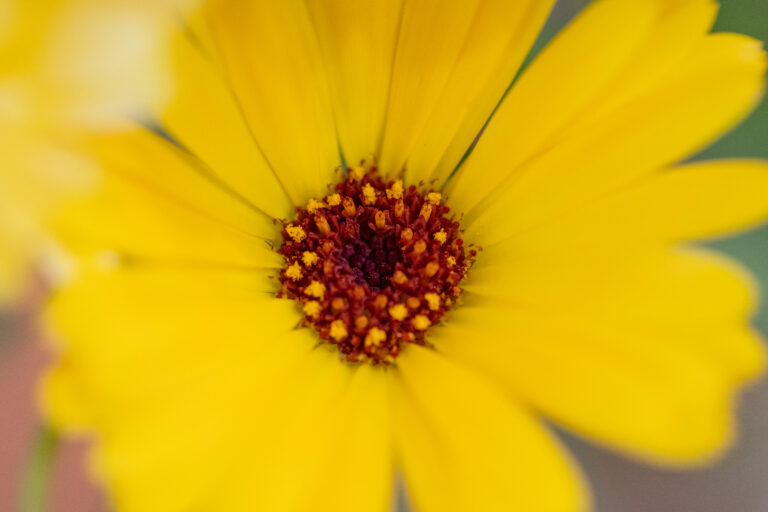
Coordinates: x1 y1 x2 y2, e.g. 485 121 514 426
1 0 767 511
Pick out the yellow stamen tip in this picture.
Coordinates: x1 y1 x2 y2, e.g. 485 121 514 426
389 304 408 321
434 229 447 244
302 251 319 266
362 183 377 205
303 300 321 318
350 166 365 181
285 262 303 281
326 193 341 206
286 224 306 243
446 256 456 266
304 281 326 299
424 293 440 311
307 198 325 213
427 192 442 205
365 327 387 348
386 180 404 200
413 315 431 331
419 203 432 221
329 320 348 341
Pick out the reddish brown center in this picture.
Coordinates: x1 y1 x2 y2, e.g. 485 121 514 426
278 167 475 364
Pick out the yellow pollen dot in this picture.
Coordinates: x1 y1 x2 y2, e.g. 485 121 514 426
393 270 408 285
350 166 365 181
362 183 377 205
303 300 321 318
329 320 348 341
304 281 326 299
386 180 404 200
413 240 427 255
424 293 440 311
302 251 319 266
413 315 431 330
389 303 408 321
447 255 457 266
326 193 341 206
307 198 325 213
433 229 447 244
427 192 442 205
286 224 306 243
419 203 432 221
285 262 303 281
365 327 387 348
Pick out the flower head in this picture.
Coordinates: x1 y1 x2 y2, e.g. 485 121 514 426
41 0 768 511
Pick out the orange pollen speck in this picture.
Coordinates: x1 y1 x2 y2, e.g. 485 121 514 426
278 168 476 365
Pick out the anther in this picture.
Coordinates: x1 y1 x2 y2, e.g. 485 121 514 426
406 297 421 310
354 315 369 330
401 228 413 241
389 304 408 321
304 281 326 299
315 215 331 235
365 327 387 348
394 200 405 218
412 240 426 256
285 262 303 281
326 193 341 206
303 301 321 318
424 293 440 311
286 224 306 243
412 315 431 331
424 261 439 278
307 198 325 213
393 270 408 285
362 183 377 205
419 203 432 222
302 251 319 266
329 320 348 341
331 297 346 311
374 210 387 230
343 197 356 217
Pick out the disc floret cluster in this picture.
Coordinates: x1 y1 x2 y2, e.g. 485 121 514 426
278 165 475 364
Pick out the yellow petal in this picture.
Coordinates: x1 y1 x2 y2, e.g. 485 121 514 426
205 0 339 206
567 160 768 242
468 247 757 332
462 31 767 245
83 127 278 238
447 0 663 213
378 0 555 184
306 365 394 512
305 0 403 168
394 345 589 512
42 267 338 511
433 303 745 466
50 167 281 269
161 27 293 219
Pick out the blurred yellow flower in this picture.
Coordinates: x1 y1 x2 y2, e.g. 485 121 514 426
0 0 195 304
41 0 768 511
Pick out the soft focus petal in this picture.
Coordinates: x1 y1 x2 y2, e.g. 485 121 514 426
206 0 339 206
394 345 589 512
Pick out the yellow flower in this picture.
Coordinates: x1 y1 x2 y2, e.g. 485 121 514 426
0 0 197 305
42 1 768 511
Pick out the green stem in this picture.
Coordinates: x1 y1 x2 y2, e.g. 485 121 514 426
20 425 59 512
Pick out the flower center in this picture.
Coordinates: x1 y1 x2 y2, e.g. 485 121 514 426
278 166 475 364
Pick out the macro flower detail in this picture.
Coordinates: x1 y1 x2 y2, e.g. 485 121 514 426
278 166 475 363
39 0 768 511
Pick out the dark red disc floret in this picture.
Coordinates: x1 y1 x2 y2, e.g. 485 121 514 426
277 167 475 365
